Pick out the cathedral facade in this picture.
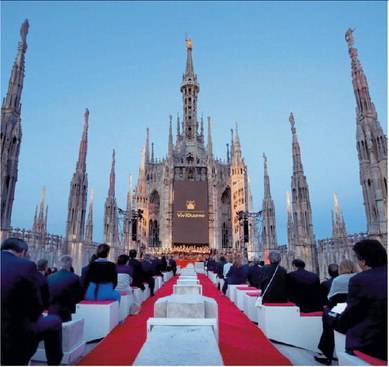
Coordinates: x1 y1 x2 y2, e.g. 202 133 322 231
129 39 255 256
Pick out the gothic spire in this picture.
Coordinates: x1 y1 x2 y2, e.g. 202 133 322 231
151 142 155 163
1 19 29 230
176 113 181 136
181 37 199 140
65 109 89 242
33 186 48 235
108 149 116 197
168 115 173 157
232 122 243 164
76 108 89 172
286 191 295 253
207 116 213 159
145 128 150 163
262 154 277 255
289 112 317 272
2 19 29 112
263 153 271 199
346 28 387 243
226 143 230 163
230 128 234 162
289 112 304 174
200 114 204 136
332 192 347 239
345 28 375 116
85 188 94 243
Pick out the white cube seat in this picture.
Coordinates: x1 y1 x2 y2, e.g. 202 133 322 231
173 284 202 295
31 317 86 365
142 283 150 301
257 302 322 352
334 331 384 366
132 286 144 305
226 284 247 303
243 291 261 322
235 286 258 311
208 271 218 285
75 300 119 342
153 276 163 291
162 271 173 282
119 292 132 322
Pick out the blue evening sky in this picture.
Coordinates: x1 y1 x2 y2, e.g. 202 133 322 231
1 1 387 245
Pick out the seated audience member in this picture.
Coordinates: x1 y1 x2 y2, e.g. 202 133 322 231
315 259 358 365
287 259 322 312
159 256 168 272
36 258 50 310
80 254 97 291
207 256 217 273
247 257 262 289
222 256 248 295
116 254 133 294
141 254 155 296
168 256 177 276
216 255 226 277
84 243 120 301
1 238 63 366
257 251 288 303
128 249 145 290
333 240 387 361
47 255 83 322
320 263 339 307
223 256 233 280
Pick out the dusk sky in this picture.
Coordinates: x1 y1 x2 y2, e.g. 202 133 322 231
1 1 387 245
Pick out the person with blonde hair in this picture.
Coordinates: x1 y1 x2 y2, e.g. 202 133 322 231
222 255 247 295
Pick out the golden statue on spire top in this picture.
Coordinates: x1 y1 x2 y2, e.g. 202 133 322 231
185 37 193 50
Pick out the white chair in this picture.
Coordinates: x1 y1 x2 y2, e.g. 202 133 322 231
235 286 258 311
31 317 86 365
75 300 119 342
142 283 150 301
153 275 163 291
334 331 377 366
132 286 144 305
226 284 247 303
257 302 322 352
119 292 132 322
243 291 260 322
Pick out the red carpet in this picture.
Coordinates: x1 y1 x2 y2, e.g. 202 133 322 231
198 274 291 366
78 274 291 365
77 276 178 365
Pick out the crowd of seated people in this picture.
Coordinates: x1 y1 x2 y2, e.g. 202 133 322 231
208 239 387 364
1 238 178 366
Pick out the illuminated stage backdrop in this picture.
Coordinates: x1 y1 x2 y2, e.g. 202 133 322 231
172 180 209 245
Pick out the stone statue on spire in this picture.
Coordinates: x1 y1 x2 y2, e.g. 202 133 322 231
289 112 295 129
345 28 354 48
20 19 29 43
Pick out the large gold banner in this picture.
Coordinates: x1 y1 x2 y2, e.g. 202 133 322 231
172 180 209 245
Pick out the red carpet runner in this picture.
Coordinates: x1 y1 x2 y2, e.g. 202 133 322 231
198 274 291 365
78 274 291 365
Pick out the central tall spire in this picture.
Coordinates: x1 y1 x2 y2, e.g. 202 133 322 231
180 37 200 140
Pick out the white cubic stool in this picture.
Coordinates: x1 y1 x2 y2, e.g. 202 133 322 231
153 276 163 291
235 286 258 311
32 317 86 365
75 300 119 342
132 286 144 305
226 284 247 303
143 283 150 301
162 271 173 282
208 272 218 285
243 291 261 322
119 292 131 322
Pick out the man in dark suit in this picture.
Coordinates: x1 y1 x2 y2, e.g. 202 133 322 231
257 251 288 302
320 263 339 307
128 249 145 290
287 259 322 312
48 255 83 322
333 239 387 361
1 238 63 365
36 258 50 310
247 257 262 288
141 254 155 296
168 256 177 276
